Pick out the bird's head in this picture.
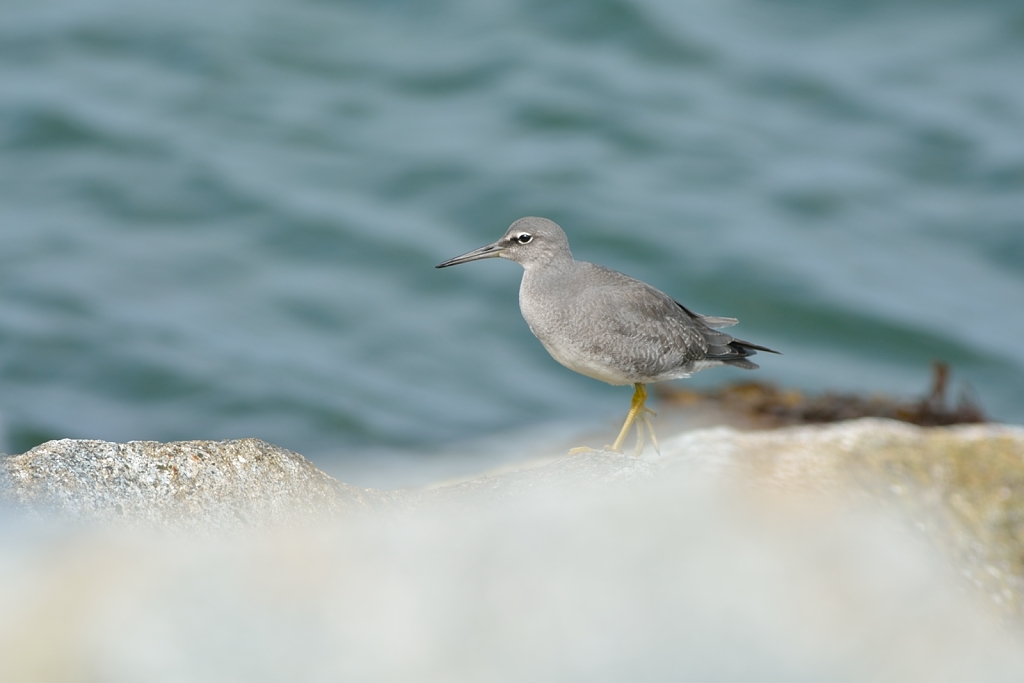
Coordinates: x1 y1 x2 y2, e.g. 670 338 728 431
436 217 573 270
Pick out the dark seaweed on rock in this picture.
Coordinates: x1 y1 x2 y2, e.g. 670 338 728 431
657 362 986 427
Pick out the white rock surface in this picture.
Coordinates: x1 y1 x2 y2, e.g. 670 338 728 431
2 420 1024 682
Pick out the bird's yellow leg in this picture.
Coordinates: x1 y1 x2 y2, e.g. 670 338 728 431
640 411 660 455
610 383 652 455
569 383 659 456
633 417 645 457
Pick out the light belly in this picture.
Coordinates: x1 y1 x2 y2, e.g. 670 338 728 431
534 331 705 385
537 337 637 385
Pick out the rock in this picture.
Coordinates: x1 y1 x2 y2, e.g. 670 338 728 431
409 449 661 513
3 422 1024 617
0 437 659 527
3 420 1024 681
0 438 385 528
657 418 1024 616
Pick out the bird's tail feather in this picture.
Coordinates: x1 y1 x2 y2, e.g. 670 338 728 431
705 337 780 370
698 314 738 329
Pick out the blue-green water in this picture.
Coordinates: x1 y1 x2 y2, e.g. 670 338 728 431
2 0 1023 466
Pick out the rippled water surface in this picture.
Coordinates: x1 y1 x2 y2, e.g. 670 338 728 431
2 0 1023 465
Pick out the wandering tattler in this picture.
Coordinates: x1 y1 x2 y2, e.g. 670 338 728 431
436 217 779 456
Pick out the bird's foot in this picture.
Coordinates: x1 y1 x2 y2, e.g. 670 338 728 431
567 446 599 455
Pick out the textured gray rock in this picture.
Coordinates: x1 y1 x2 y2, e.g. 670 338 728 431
0 438 383 528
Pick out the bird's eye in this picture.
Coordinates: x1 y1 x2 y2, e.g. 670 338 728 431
517 233 533 244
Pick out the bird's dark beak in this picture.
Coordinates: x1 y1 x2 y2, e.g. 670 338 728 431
435 240 506 268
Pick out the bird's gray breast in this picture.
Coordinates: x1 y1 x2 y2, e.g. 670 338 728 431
518 262 709 385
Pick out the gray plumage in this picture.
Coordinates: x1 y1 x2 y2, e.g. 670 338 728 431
437 216 778 387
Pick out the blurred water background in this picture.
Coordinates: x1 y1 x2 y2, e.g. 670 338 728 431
1 0 1023 479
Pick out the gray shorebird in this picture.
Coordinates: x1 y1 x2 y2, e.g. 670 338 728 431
436 216 779 456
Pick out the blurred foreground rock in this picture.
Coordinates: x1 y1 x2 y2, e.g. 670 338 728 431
661 419 1024 616
3 420 1024 616
2 419 1024 682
